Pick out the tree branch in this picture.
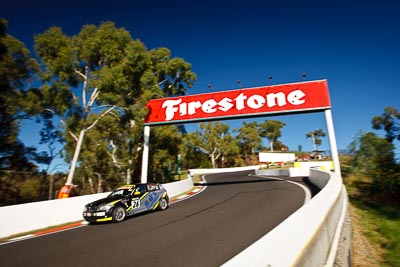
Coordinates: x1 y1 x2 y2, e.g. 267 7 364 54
87 87 99 107
85 105 116 131
75 66 89 108
69 131 79 142
107 140 121 169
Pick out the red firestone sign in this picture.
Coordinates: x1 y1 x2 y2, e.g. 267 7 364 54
144 79 331 125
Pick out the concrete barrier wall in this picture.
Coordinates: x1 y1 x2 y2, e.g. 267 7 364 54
0 192 109 239
161 176 194 198
256 169 290 176
0 177 194 239
189 165 259 176
294 161 334 172
254 161 334 177
308 167 331 191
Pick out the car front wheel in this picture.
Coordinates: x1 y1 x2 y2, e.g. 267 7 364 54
112 206 126 222
157 198 168 211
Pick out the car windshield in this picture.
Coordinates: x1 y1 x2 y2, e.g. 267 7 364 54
108 188 132 197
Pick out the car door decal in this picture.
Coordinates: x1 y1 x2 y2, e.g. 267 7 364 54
144 191 160 210
139 192 149 200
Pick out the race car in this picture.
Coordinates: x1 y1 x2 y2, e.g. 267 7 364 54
83 183 169 223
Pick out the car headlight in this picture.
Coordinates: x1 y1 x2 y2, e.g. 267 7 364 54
98 204 113 212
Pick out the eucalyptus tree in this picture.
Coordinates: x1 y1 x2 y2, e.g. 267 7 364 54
218 130 240 167
149 125 182 183
179 132 210 169
184 122 239 168
33 21 196 188
234 121 262 159
0 19 48 204
0 19 40 169
305 129 326 151
75 113 131 193
259 120 286 152
372 106 400 142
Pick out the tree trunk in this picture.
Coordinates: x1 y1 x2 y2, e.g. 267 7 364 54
211 153 216 168
48 174 53 200
88 176 95 194
95 172 103 193
65 129 86 185
312 134 317 151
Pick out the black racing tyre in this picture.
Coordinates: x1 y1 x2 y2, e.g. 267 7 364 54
157 197 169 211
112 206 127 222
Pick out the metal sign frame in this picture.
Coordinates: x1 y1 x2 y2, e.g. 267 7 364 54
141 80 340 182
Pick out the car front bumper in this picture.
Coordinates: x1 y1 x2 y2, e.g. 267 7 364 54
83 210 113 223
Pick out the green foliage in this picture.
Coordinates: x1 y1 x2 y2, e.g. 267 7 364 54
32 21 197 190
372 106 400 142
347 131 400 203
179 136 210 169
234 120 287 162
0 19 40 168
0 18 200 203
149 125 183 183
260 120 286 152
0 170 61 206
184 122 239 168
234 121 262 158
305 128 326 150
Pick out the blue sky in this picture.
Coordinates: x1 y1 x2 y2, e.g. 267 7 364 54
3 0 400 169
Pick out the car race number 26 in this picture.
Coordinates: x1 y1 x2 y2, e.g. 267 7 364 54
132 199 140 209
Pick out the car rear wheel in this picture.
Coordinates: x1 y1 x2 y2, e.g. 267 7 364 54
158 198 168 210
112 206 126 222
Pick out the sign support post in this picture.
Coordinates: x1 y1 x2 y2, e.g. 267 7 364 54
141 125 150 183
325 109 341 175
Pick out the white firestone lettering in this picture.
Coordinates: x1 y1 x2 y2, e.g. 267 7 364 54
202 99 218 113
188 101 202 115
162 99 182 121
266 92 286 107
287 89 306 105
218 97 234 112
247 94 265 109
179 102 187 116
160 89 306 121
234 93 247 110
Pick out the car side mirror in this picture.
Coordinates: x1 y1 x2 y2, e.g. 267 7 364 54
134 191 141 196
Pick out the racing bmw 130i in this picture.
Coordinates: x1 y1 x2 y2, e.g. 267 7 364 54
83 183 169 223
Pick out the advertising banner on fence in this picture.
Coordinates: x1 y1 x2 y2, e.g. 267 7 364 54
144 79 331 125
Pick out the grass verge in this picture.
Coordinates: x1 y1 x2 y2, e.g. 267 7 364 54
346 178 400 267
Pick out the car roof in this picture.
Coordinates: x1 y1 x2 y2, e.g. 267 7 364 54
116 183 159 190
116 184 136 190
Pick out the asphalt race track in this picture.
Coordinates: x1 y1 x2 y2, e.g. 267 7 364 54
0 170 309 267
